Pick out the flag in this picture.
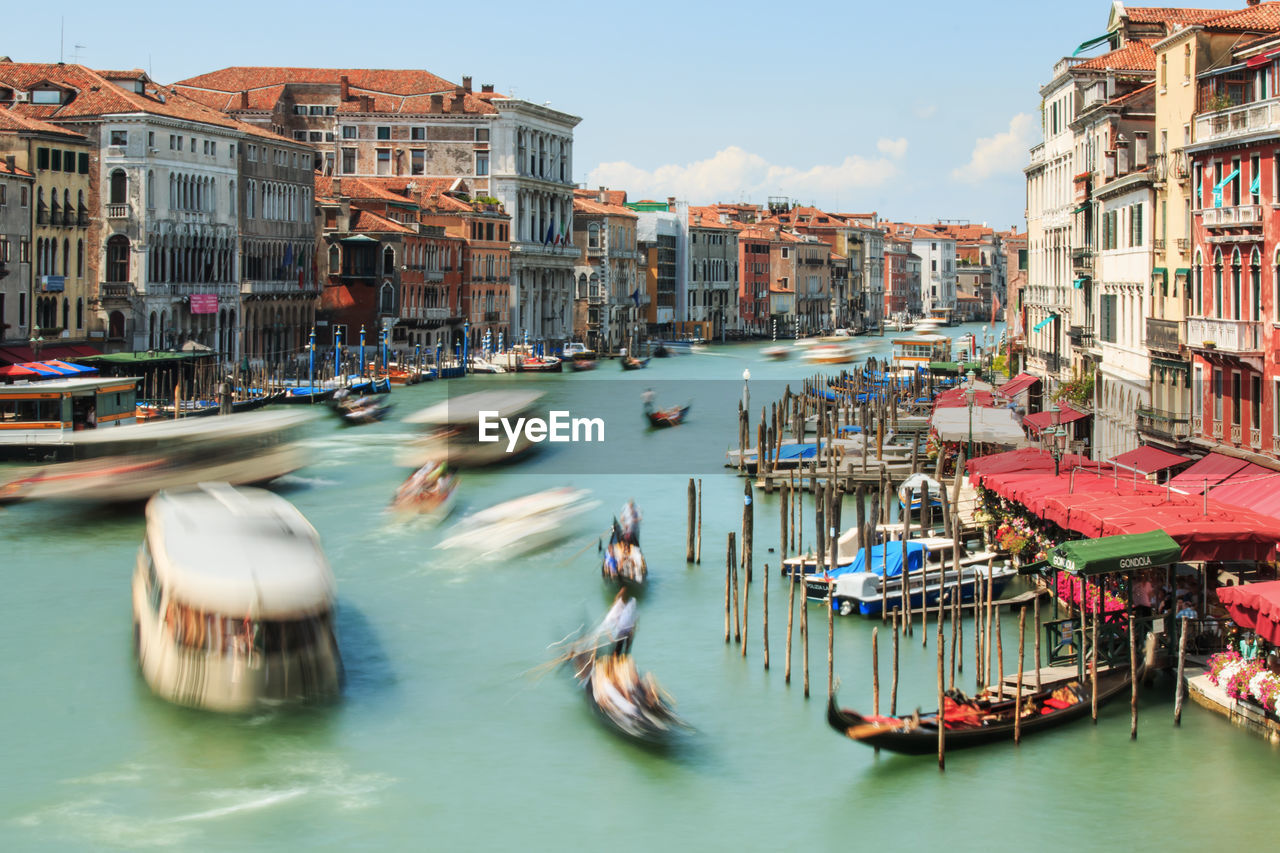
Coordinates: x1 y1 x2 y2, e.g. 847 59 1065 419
544 222 555 245
631 287 640 308
991 291 1001 325
283 243 294 270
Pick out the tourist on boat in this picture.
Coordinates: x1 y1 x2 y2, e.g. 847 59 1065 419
641 389 655 416
600 589 638 654
620 500 641 546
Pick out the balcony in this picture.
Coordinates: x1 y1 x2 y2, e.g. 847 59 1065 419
1172 149 1189 181
106 204 129 219
1187 316 1263 354
99 282 136 302
36 207 49 226
77 209 90 227
484 310 501 322
1071 248 1094 275
1252 427 1262 449
1153 238 1165 251
1136 406 1191 441
1176 238 1190 252
1201 205 1262 229
1146 317 1184 353
1194 98 1280 146
241 279 320 295
179 211 209 225
174 282 238 299
425 270 444 283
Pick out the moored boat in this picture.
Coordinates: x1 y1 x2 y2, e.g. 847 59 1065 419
519 355 563 373
132 483 343 712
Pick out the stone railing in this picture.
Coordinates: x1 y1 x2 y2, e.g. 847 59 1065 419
1252 428 1262 449
1195 98 1280 146
1201 205 1262 228
1231 424 1242 445
1187 316 1263 353
106 204 129 219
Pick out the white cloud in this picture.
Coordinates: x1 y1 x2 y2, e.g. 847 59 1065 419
952 113 1036 183
587 145 898 206
914 104 937 119
877 137 909 159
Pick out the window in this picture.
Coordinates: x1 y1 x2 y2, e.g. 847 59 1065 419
1130 203 1142 246
324 132 335 142
1232 372 1242 426
341 148 356 173
294 130 308 141
51 149 61 171
109 169 127 205
476 128 489 142
1161 54 1167 89
169 134 177 150
411 127 425 141
148 131 155 148
309 132 322 142
1213 369 1223 422
106 234 130 282
376 148 391 176
1184 44 1191 82
309 105 324 116
294 105 308 115
376 126 391 140
476 152 489 176
31 88 60 105
0 185 5 206
1252 154 1262 204
325 106 336 115
76 239 83 277
247 144 257 161
383 246 395 274
411 150 425 175
63 150 75 172
1231 157 1241 206
1252 375 1262 431
1099 293 1118 343
588 223 600 249
342 126 356 139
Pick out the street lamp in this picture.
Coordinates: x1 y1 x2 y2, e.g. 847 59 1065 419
1048 403 1063 475
965 369 976 457
743 368 751 414
29 333 44 360
307 327 315 400
358 325 367 380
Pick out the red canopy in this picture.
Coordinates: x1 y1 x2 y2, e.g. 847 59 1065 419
0 363 39 378
934 387 998 409
996 372 1041 398
967 448 1280 562
1108 445 1191 475
0 343 99 365
1023 403 1090 434
1168 452 1257 494
1217 581 1280 645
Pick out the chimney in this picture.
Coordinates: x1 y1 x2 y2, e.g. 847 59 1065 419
481 83 494 94
1104 150 1117 180
430 94 444 113
361 95 374 112
667 196 676 212
462 76 472 93
5 154 15 170
340 75 350 101
598 186 607 204
1133 131 1149 169
450 88 466 113
332 178 342 197
239 90 249 109
1115 133 1131 176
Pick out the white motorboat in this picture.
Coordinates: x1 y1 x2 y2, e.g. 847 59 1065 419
436 487 600 557
132 483 342 712
762 345 791 361
400 390 543 468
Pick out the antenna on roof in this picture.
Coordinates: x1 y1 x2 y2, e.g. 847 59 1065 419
72 45 86 64
60 18 64 63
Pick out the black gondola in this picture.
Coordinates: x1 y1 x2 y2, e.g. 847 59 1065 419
570 648 686 746
645 403 690 428
826 655 1144 755
620 356 650 371
601 521 646 589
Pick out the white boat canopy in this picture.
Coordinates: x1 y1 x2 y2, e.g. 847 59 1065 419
146 484 335 619
404 390 543 426
931 407 1029 447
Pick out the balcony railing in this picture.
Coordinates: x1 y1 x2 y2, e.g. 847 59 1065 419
1193 415 1203 435
1231 424 1243 444
1153 238 1165 251
1146 317 1184 353
106 204 129 219
36 207 49 226
1187 316 1263 353
1176 238 1190 252
77 209 90 227
484 310 501 322
1201 205 1262 228
1213 421 1224 439
241 279 319 295
1194 98 1280 146
99 282 135 301
1071 248 1094 274
1136 406 1191 441
1252 427 1262 449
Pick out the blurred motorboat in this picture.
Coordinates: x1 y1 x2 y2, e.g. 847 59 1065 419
0 410 316 504
132 483 342 712
436 487 598 557
400 390 543 468
762 345 790 361
803 343 857 364
389 460 458 521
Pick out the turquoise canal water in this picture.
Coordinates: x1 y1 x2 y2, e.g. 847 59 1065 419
2 321 1276 851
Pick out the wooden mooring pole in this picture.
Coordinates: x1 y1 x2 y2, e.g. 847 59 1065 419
1015 606 1026 745
724 533 734 643
763 562 770 670
687 478 696 563
1129 612 1138 741
1174 615 1189 726
891 609 900 715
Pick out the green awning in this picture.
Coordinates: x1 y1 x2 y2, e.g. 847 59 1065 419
1152 267 1168 285
1073 33 1115 56
929 361 960 373
1046 531 1182 577
1073 277 1086 289
1071 204 1090 214
1032 314 1057 333
77 351 214 364
1174 268 1190 278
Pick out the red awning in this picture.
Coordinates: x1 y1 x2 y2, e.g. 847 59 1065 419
1210 471 1280 520
996 372 1041 398
1022 403 1090 434
1245 49 1280 69
1109 446 1192 475
0 363 40 378
0 344 101 365
1168 452 1258 494
1218 581 1280 645
934 387 998 409
967 448 1280 562
321 285 357 311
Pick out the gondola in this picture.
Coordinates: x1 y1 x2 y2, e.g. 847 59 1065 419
278 385 337 405
335 395 393 425
231 391 284 412
827 646 1148 754
620 356 650 371
646 403 690 428
568 358 598 372
601 528 646 589
389 460 457 520
569 647 686 746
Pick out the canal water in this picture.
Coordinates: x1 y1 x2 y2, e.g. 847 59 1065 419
2 321 1274 851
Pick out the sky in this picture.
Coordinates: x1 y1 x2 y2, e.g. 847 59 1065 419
3 0 1250 230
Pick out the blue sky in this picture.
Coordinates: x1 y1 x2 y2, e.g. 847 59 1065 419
5 0 1248 228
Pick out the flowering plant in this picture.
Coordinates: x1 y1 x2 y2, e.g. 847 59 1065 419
1055 573 1125 612
1206 650 1280 711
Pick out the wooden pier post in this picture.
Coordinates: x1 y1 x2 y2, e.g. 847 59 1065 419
891 609 900 715
1015 606 1026 745
780 482 789 562
1091 598 1099 724
801 558 810 699
785 557 796 684
937 605 946 772
687 478 696 563
696 478 703 563
909 430 920 475
732 532 742 644
949 591 958 689
902 488 913 635
1034 595 1042 691
872 627 880 715
984 558 994 689
743 480 754 656
724 532 733 643
1174 615 1188 725
827 589 834 698
763 562 770 670
1129 613 1138 741
995 600 1005 701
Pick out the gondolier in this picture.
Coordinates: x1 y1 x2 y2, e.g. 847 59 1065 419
620 499 641 546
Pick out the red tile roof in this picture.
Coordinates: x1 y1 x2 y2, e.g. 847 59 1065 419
0 158 33 178
1122 7 1222 24
1202 2 1280 31
0 62 298 144
1076 40 1157 72
348 207 416 234
172 67 501 116
573 196 637 218
0 107 86 138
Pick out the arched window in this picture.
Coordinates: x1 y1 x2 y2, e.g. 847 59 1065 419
148 310 157 350
1230 248 1242 321
76 297 83 330
383 245 395 275
107 234 131 282
379 281 395 314
62 297 69 330
109 169 127 205
169 173 176 208
587 223 600 249
108 310 125 340
328 244 340 273
1193 250 1203 316
76 239 84 278
1251 248 1262 322
146 170 154 209
62 238 69 277
77 189 86 224
1213 249 1223 317
229 180 235 216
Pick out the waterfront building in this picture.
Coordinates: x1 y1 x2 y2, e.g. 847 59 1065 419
687 206 739 339
174 68 580 347
631 203 683 336
0 111 93 347
0 152 33 345
735 225 775 336
572 188 640 351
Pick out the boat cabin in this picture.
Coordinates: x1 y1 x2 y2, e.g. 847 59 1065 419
890 334 951 370
0 377 140 459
